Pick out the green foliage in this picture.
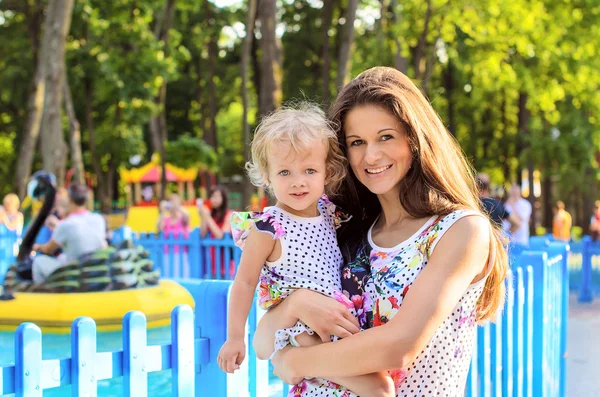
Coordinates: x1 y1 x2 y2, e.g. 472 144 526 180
165 134 218 170
1 0 599 225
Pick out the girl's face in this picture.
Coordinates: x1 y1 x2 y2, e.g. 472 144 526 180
210 190 223 209
344 105 413 199
266 140 328 217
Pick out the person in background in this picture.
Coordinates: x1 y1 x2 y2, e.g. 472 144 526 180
158 193 190 277
589 201 600 241
31 184 106 284
157 193 190 236
34 188 68 245
503 184 532 246
198 186 233 239
198 186 235 277
476 173 521 232
552 200 572 242
0 193 24 235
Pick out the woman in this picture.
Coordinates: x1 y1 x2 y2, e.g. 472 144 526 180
198 186 232 239
197 186 234 277
253 67 508 395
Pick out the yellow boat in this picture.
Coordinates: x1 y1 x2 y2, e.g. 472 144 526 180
0 280 194 333
0 171 195 333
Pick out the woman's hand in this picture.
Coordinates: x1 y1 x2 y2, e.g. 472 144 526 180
198 205 211 219
271 346 303 385
291 289 360 342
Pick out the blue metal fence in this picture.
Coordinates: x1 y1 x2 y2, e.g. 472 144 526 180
0 231 582 397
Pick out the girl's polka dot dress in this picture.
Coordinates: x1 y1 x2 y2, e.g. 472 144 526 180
231 195 354 356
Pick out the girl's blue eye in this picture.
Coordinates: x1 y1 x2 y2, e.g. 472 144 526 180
381 134 394 141
279 170 289 176
306 169 316 174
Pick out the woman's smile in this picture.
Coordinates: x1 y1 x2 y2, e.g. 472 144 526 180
365 164 392 176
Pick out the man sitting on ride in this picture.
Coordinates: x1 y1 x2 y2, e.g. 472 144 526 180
32 183 107 284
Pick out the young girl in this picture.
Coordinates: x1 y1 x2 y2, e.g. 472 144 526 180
217 103 395 397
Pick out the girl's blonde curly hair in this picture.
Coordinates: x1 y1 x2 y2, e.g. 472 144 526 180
246 102 347 197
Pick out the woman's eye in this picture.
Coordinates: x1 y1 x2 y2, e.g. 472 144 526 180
349 140 364 147
306 169 316 174
279 170 289 176
381 134 394 141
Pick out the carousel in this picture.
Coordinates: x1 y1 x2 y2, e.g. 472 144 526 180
0 171 194 333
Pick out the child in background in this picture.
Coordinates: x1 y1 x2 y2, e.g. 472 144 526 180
217 103 395 397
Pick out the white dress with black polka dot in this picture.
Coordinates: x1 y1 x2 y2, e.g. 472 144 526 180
231 196 354 358
360 210 492 396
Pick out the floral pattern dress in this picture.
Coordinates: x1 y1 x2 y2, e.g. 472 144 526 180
232 196 362 397
341 210 491 396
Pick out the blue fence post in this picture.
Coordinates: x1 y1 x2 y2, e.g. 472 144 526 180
14 323 42 397
520 251 547 397
547 242 569 397
579 236 593 303
501 270 514 397
189 229 201 279
512 267 524 397
123 311 148 397
172 304 195 397
71 317 97 397
183 279 235 397
477 324 491 397
248 298 270 397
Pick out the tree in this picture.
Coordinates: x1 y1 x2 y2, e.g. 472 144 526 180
257 0 282 117
39 0 75 186
335 0 358 91
241 0 258 209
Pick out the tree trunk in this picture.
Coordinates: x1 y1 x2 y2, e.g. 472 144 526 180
39 0 74 187
63 67 85 185
242 0 258 210
15 0 59 199
257 0 282 118
335 0 358 91
413 0 432 80
390 0 408 74
205 34 218 148
321 0 334 105
444 59 455 136
84 78 110 213
149 0 176 200
517 92 536 235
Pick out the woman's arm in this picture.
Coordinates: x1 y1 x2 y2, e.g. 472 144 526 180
198 205 227 239
272 215 491 381
253 289 361 360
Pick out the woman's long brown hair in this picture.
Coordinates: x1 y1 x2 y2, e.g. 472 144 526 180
329 67 507 322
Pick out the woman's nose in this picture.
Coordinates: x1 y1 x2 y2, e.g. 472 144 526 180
364 144 383 164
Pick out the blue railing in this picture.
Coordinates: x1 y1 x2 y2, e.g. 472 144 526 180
0 231 584 397
1 305 196 396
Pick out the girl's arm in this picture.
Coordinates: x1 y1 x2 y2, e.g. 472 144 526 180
253 289 361 360
272 215 492 382
220 228 275 372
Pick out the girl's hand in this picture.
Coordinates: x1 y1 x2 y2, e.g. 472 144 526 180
217 338 246 373
290 289 360 342
272 346 303 385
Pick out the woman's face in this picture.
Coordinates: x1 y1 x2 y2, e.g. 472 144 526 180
344 105 413 198
210 190 223 209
